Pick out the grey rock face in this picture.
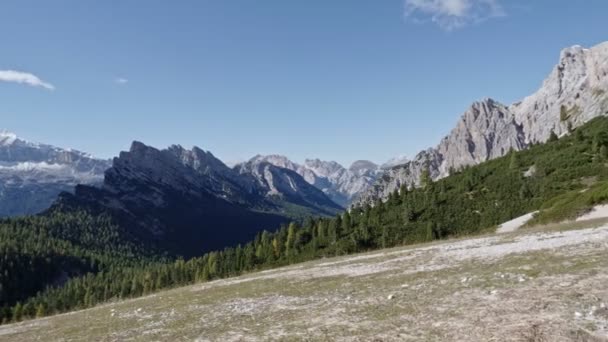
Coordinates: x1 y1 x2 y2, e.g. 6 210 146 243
0 131 111 217
356 41 608 205
55 141 293 257
239 155 384 207
235 157 344 214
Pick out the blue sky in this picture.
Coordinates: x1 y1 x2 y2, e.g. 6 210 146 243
1 0 607 166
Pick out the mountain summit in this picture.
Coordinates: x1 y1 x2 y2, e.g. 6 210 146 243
238 155 386 207
54 141 342 257
357 41 608 205
0 132 111 217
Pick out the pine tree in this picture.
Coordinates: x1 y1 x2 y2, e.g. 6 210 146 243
548 130 559 142
593 131 608 153
341 212 351 235
35 304 45 318
285 223 297 256
600 145 608 161
509 151 519 170
425 222 434 242
519 182 532 200
12 302 22 322
420 169 432 189
576 128 585 141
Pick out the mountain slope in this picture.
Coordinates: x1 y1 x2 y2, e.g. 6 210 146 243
4 221 606 341
0 131 111 217
357 41 608 205
235 158 344 216
4 110 608 325
53 142 340 257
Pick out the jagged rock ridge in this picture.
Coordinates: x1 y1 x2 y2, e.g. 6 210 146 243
238 155 398 207
54 142 342 257
357 41 608 205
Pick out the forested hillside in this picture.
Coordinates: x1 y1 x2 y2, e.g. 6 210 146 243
2 117 608 324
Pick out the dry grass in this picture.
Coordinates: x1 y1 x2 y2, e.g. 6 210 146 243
1 221 608 341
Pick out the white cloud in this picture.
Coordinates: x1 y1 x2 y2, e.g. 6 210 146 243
404 0 505 31
0 70 55 90
115 77 128 85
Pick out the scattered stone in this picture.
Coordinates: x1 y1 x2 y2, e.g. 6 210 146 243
387 294 395 300
575 312 583 318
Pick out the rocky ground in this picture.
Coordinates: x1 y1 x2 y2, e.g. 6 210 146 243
2 218 608 341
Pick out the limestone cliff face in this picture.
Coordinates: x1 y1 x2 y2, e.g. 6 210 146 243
356 41 608 205
240 155 386 207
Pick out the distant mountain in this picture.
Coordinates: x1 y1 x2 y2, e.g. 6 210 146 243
356 41 608 205
239 155 389 207
53 142 342 257
0 131 111 217
235 157 343 216
380 155 409 169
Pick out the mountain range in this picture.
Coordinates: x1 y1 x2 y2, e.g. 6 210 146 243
236 155 407 207
52 141 349 256
356 41 608 205
0 131 111 217
0 136 407 218
2 41 608 326
1 41 608 253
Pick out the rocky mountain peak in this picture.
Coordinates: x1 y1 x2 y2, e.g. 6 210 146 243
303 159 344 178
349 160 378 173
0 131 18 146
248 154 299 171
380 155 409 169
355 41 608 206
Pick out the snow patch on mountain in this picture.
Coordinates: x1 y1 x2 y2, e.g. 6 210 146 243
0 132 111 217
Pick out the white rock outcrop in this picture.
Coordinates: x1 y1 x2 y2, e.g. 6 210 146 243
356 41 608 205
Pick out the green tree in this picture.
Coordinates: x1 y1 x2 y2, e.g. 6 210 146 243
509 151 519 170
285 223 297 256
425 222 434 242
12 302 22 322
420 169 432 189
576 128 585 141
600 145 608 161
548 130 559 142
592 131 608 153
35 304 45 318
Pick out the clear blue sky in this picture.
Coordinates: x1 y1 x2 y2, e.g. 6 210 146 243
1 0 607 166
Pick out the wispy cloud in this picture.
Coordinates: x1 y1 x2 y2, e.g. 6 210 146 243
114 77 129 85
0 70 55 90
404 0 505 31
